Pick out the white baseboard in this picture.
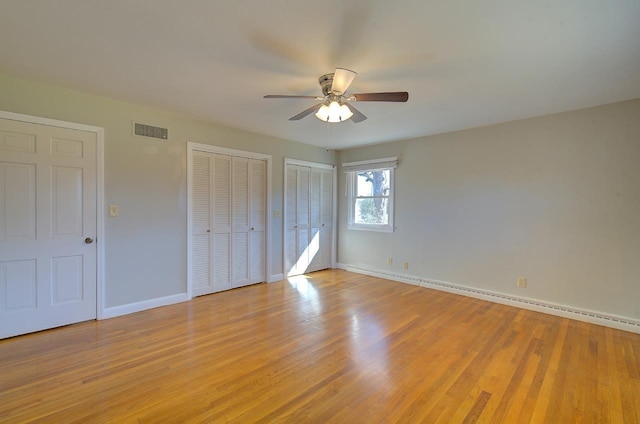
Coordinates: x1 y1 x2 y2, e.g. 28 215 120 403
101 293 189 319
270 273 285 282
337 263 640 334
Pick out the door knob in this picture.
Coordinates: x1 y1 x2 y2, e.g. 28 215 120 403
250 227 254 231
84 237 94 244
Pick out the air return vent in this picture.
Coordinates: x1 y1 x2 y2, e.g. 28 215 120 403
133 122 168 140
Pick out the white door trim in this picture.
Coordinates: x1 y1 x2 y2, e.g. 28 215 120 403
186 141 272 299
0 110 106 319
284 158 337 272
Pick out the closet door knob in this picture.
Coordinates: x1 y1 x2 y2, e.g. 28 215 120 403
84 237 94 244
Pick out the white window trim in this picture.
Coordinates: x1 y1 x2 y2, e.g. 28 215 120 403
343 157 397 233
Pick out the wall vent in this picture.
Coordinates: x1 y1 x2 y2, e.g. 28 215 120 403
133 122 168 140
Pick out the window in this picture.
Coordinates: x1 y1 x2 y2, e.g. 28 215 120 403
343 157 397 232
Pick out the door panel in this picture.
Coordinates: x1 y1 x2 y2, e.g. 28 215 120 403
51 166 83 237
0 162 36 240
51 255 83 304
1 259 37 310
212 155 232 291
191 153 213 295
232 157 250 288
0 118 97 339
192 234 211 293
213 233 231 292
249 160 266 283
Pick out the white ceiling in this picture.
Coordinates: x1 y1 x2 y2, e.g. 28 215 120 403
1 1 639 150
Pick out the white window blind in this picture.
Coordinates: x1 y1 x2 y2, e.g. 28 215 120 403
342 157 398 173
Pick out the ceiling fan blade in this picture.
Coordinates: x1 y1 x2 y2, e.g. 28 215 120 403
331 68 357 94
350 92 409 102
289 103 323 121
264 95 322 99
346 103 367 123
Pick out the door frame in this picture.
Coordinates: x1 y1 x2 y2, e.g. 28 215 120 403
0 110 106 319
186 142 272 299
283 158 337 274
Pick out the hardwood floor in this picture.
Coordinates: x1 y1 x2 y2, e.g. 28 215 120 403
1 269 639 423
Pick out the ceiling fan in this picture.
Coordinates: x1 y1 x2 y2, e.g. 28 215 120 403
264 68 408 123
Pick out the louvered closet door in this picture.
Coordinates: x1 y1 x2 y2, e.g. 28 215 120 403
231 157 266 288
192 153 232 296
284 166 298 276
309 168 333 272
212 155 233 291
249 159 266 284
192 152 265 296
231 157 250 288
285 163 333 277
285 165 312 276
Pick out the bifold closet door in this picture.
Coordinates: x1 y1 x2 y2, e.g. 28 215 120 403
192 152 265 296
192 153 232 296
285 165 309 276
231 157 266 288
285 164 333 277
249 159 266 284
309 168 333 272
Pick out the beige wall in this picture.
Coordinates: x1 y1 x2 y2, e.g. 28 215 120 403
2 70 639 321
0 72 335 308
337 99 640 320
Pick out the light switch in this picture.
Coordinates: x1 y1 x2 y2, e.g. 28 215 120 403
109 205 119 217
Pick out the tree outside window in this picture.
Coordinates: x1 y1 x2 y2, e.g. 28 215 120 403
347 164 394 232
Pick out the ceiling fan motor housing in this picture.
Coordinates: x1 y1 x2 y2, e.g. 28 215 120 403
318 73 335 96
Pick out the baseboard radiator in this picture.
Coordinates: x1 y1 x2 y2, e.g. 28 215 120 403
338 264 640 334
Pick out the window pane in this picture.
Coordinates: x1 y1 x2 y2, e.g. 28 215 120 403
356 170 390 197
354 198 388 225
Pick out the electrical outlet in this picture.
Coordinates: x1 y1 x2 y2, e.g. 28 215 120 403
403 262 409 270
517 277 527 288
387 257 393 265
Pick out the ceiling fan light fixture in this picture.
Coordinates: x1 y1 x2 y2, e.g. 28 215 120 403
315 100 353 123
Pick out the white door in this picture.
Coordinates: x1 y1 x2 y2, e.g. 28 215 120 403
309 168 333 272
248 159 266 284
192 152 232 295
285 161 334 277
232 157 250 288
232 157 266 288
285 165 310 276
191 151 266 296
0 118 97 339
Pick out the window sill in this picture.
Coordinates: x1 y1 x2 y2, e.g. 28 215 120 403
347 224 394 233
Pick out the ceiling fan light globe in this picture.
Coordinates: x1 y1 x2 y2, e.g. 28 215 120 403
339 104 353 121
315 104 330 121
315 101 353 123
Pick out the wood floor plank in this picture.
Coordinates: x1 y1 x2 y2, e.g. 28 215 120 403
1 269 639 423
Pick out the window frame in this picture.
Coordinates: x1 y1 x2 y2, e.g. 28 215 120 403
344 158 396 233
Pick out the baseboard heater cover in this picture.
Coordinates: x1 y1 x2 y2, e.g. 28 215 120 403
338 264 640 334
